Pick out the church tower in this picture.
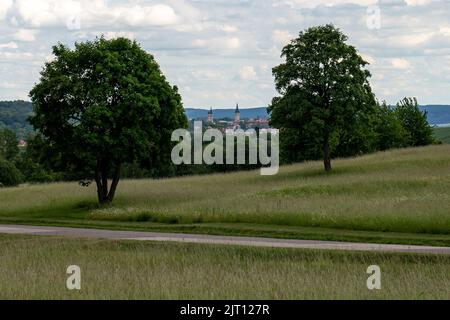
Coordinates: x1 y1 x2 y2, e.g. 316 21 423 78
208 107 214 123
234 103 240 123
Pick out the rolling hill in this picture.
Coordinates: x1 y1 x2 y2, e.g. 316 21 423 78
0 101 33 138
433 127 450 144
185 107 268 119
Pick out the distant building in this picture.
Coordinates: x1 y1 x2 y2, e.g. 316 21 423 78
234 103 241 124
188 103 275 134
18 140 27 148
208 107 214 123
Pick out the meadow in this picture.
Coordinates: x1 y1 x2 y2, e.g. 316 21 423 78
0 233 448 300
434 127 450 144
1 145 450 245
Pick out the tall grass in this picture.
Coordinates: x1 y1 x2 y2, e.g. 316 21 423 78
1 145 450 234
0 234 448 300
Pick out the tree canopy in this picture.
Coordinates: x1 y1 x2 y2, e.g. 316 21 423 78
29 37 187 204
269 24 376 171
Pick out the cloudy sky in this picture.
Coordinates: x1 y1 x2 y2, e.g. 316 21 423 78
0 0 449 108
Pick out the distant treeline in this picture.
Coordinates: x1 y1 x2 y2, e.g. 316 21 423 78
1 101 450 140
0 100 34 139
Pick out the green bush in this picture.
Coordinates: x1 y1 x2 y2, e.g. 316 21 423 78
373 102 408 151
0 160 22 187
395 97 436 147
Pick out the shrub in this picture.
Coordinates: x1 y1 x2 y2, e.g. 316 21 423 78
373 102 408 151
395 97 436 147
0 160 22 187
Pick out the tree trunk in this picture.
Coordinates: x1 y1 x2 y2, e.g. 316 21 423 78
323 137 332 172
94 160 121 205
95 160 108 205
107 164 121 203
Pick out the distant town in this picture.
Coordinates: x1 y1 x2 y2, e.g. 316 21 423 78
188 104 275 134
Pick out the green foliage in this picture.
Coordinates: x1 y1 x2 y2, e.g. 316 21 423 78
0 129 62 184
395 97 436 147
269 24 376 171
14 133 67 183
29 37 187 203
0 128 19 161
333 104 378 158
372 101 408 151
269 25 436 166
0 159 22 187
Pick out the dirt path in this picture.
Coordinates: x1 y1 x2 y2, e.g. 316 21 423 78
1 224 449 254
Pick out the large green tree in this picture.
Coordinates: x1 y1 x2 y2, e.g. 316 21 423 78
269 25 375 171
30 37 187 204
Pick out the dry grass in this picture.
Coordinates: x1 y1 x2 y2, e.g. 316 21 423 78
1 145 450 234
0 234 449 300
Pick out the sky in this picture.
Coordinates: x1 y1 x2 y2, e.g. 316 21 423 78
0 0 450 108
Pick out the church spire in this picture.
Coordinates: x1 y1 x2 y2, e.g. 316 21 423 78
208 107 214 122
234 103 240 124
208 107 213 122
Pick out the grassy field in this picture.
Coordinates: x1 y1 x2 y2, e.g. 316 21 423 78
0 234 448 300
434 127 450 144
1 145 450 245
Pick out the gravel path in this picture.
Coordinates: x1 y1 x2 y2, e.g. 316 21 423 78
1 224 449 254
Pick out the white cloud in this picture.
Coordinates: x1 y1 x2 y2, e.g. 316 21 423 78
260 63 270 72
395 32 434 47
14 0 82 28
100 31 135 40
0 0 12 20
390 58 411 70
1 0 450 106
12 0 179 29
239 66 257 80
192 39 207 47
225 37 240 49
193 37 241 51
0 42 18 49
439 26 450 36
0 83 18 89
404 0 432 6
275 0 378 8
13 29 38 42
221 25 238 33
114 4 179 27
167 0 202 29
191 69 224 80
0 51 34 61
362 54 375 65
272 29 293 46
